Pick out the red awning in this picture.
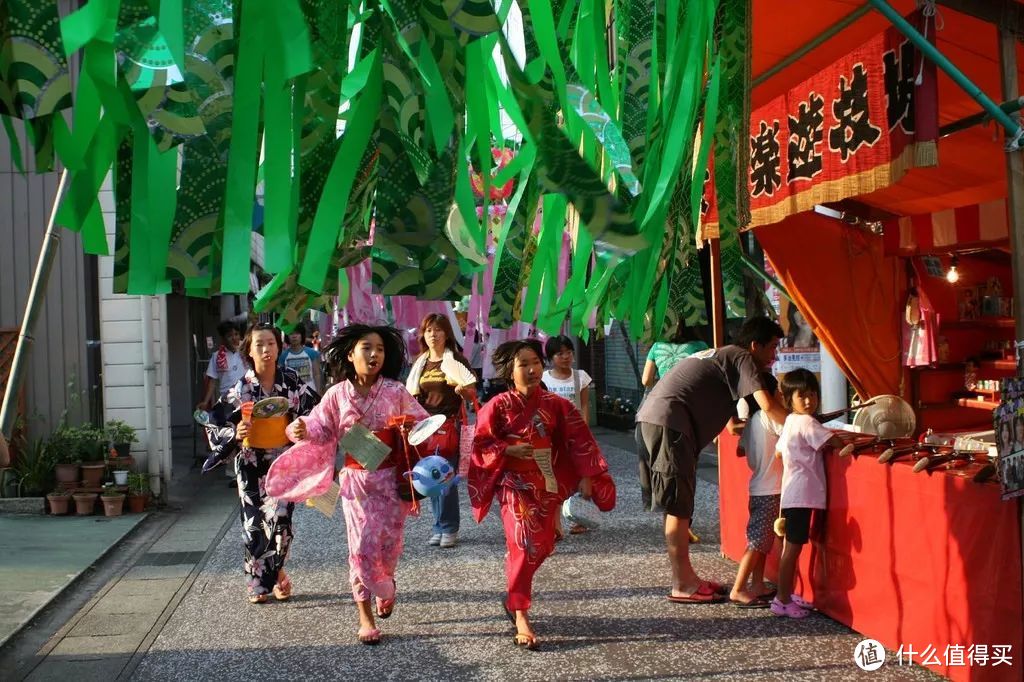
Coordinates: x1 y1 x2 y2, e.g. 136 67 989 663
882 200 1011 255
754 2 1024 216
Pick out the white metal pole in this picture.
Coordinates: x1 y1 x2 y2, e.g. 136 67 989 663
140 295 161 496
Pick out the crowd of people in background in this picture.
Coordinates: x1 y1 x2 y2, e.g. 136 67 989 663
198 310 846 647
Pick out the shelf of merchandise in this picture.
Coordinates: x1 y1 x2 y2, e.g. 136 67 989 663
941 317 1015 330
956 397 1000 411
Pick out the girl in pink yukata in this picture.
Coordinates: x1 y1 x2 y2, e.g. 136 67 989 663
771 368 849 619
287 324 428 645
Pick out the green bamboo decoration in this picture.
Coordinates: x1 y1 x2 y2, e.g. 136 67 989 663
0 0 750 343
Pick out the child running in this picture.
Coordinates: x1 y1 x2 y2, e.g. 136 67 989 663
771 368 849 618
729 372 783 608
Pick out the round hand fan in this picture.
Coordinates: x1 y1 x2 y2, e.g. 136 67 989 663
407 415 447 446
851 394 916 438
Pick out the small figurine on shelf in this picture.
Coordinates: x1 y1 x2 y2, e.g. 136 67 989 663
963 357 979 392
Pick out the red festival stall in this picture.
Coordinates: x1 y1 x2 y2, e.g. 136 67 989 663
715 4 1024 681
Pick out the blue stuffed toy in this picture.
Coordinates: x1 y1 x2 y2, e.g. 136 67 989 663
404 454 460 498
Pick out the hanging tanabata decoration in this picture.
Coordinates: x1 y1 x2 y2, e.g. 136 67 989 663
2 0 756 340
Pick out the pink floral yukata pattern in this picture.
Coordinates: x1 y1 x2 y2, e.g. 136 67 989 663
293 377 428 603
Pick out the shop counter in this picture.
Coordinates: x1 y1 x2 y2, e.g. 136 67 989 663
718 431 1022 681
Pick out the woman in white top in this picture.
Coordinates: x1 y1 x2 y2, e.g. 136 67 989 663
542 336 592 425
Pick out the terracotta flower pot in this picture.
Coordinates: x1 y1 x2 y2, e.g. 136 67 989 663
101 494 126 517
80 463 106 488
127 493 148 513
47 493 71 515
55 463 80 485
72 492 98 515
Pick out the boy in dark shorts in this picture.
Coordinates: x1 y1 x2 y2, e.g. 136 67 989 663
729 372 782 608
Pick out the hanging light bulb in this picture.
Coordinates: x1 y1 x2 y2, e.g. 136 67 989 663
946 255 960 284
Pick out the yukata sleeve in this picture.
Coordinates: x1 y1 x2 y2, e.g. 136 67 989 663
201 388 243 473
400 384 431 422
555 397 616 511
468 398 509 522
556 398 607 478
288 384 342 450
293 378 320 417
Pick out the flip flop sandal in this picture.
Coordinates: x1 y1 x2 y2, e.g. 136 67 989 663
731 596 772 609
376 597 395 619
358 627 381 645
703 580 728 596
248 593 269 604
376 579 397 618
273 575 293 601
667 584 726 604
513 633 540 650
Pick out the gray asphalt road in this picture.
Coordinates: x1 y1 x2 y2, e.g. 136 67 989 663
132 436 936 681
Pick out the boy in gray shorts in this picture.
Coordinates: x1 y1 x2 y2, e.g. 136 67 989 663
730 373 783 608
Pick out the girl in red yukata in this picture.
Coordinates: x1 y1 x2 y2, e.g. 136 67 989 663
468 339 615 650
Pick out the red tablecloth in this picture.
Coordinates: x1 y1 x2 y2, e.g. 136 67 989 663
719 431 1022 681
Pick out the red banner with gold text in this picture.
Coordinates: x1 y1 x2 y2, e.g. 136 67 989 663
701 10 938 236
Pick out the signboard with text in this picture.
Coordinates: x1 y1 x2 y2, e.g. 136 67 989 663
702 10 938 233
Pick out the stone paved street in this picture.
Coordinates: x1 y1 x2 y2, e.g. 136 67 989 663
128 433 933 681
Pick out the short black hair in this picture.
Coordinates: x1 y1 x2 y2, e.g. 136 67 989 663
287 326 307 344
734 316 785 349
322 324 406 381
544 335 574 361
780 368 820 411
492 339 544 382
239 323 283 368
217 320 239 340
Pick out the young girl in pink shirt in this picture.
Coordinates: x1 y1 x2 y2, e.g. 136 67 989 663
772 368 850 619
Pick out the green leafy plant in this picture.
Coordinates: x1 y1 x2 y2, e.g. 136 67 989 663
127 472 150 496
50 425 106 464
13 438 55 496
104 419 138 445
47 427 82 464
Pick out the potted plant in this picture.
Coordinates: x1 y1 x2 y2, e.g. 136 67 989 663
72 491 98 515
112 469 129 486
100 484 126 517
47 490 71 515
12 437 54 497
48 428 82 489
127 473 149 513
74 426 108 488
104 419 137 461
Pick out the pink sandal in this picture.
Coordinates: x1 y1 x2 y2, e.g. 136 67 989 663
357 626 381 645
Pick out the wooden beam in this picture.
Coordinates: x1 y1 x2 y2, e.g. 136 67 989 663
709 238 726 347
936 0 1024 37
